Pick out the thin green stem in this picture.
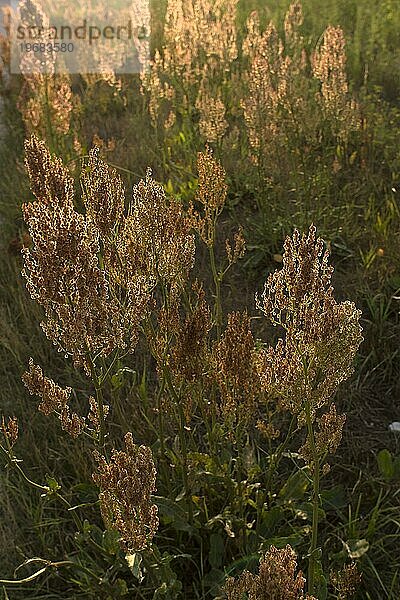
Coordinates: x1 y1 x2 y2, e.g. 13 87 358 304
87 353 106 452
209 243 222 338
265 415 296 505
0 444 47 492
156 378 166 459
163 369 193 525
305 400 321 596
0 444 82 531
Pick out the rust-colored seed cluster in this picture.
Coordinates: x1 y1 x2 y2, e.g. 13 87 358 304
22 138 123 374
88 397 110 432
122 168 195 293
284 0 303 46
16 0 75 138
241 3 359 169
299 403 347 473
257 224 363 427
196 75 228 143
241 18 290 164
213 311 260 429
169 283 212 384
81 147 125 239
191 147 228 246
22 136 166 374
312 25 360 138
92 433 159 552
1 416 19 447
223 544 317 599
331 563 362 599
22 359 85 438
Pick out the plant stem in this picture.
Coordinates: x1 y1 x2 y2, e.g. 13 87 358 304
265 415 296 505
87 354 106 452
156 378 166 459
209 243 222 338
305 400 321 596
177 401 193 525
163 369 193 525
0 444 82 531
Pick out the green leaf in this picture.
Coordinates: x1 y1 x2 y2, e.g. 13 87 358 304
377 449 394 480
45 474 61 492
314 556 328 600
126 552 144 582
320 485 347 510
102 529 120 555
393 456 400 479
260 506 284 536
155 496 194 533
279 469 309 501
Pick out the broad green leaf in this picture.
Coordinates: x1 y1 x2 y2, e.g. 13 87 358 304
279 469 309 501
126 552 144 582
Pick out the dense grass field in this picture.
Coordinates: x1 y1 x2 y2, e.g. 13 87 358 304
1 1 400 598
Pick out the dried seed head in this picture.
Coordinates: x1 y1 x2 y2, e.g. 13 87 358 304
92 432 159 552
257 225 363 423
225 227 246 265
169 282 212 383
213 311 260 429
299 403 346 472
22 358 71 416
24 135 74 207
196 64 228 143
22 359 85 438
196 146 227 211
115 168 195 301
81 147 125 239
241 21 290 165
191 147 228 246
88 396 110 432
330 563 362 599
142 0 237 136
284 1 303 46
1 416 19 447
223 544 317 600
59 407 86 439
312 25 360 139
22 136 145 373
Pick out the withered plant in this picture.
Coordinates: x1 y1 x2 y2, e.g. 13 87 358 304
0 131 363 597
